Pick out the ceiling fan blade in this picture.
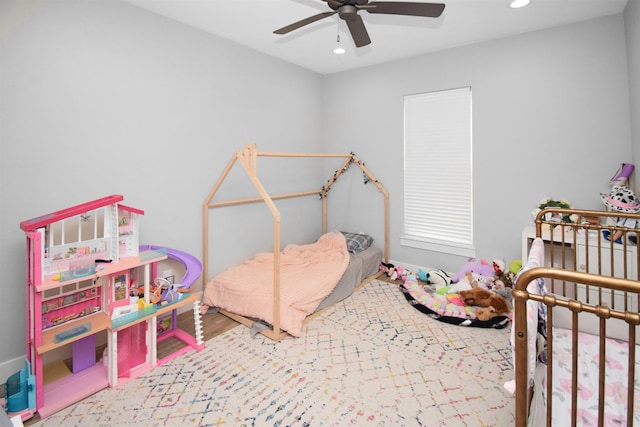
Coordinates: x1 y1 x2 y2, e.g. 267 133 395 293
366 2 445 17
273 11 337 35
346 14 371 47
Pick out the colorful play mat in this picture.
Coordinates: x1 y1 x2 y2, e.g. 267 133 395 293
400 273 510 329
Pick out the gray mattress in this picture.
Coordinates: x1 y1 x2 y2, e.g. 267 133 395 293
315 245 382 311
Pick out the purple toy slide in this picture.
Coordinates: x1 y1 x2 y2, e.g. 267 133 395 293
139 245 203 289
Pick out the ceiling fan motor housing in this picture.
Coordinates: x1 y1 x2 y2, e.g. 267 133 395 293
339 5 358 21
328 0 369 10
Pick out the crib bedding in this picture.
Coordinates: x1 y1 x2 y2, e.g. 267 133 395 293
529 327 640 427
201 230 380 337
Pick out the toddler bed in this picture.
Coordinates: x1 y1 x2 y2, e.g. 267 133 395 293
511 208 640 427
202 144 389 341
201 230 382 337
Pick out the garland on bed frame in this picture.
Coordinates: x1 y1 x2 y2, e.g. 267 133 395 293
319 153 379 199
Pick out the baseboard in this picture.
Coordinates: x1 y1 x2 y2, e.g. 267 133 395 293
387 259 445 276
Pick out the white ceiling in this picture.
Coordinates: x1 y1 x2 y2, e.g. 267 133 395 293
121 0 628 75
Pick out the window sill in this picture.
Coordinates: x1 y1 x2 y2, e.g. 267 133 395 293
400 235 476 258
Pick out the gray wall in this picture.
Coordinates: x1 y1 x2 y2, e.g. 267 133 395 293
324 13 633 273
0 0 324 377
0 0 636 381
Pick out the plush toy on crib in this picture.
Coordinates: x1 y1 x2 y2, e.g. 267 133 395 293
601 185 640 244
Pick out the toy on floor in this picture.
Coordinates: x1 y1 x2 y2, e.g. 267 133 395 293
508 259 522 277
447 258 496 294
399 272 510 329
451 258 495 282
379 262 407 281
417 268 452 288
459 287 510 321
492 258 521 289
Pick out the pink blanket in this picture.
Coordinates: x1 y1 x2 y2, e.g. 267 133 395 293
201 231 350 337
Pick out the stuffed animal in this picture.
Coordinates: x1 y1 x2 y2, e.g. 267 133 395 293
418 268 452 289
601 185 640 243
448 258 496 293
459 287 510 321
380 262 407 281
509 259 522 276
447 271 475 293
451 258 495 283
492 258 516 289
476 306 502 321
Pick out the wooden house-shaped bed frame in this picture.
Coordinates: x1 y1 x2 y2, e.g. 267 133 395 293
203 144 389 341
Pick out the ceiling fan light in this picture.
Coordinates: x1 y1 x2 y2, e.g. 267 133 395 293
510 0 530 8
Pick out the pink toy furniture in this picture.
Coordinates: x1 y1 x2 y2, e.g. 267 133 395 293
20 195 204 419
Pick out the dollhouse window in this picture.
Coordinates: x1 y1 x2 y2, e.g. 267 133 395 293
48 208 105 247
44 207 110 275
118 211 133 235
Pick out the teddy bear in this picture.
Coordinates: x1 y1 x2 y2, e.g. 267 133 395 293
459 287 510 321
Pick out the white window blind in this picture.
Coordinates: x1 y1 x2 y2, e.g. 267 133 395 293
402 87 474 256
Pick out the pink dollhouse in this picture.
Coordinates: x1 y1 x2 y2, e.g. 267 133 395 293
19 195 204 419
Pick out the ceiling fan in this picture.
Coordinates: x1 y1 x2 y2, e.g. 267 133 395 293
274 0 445 48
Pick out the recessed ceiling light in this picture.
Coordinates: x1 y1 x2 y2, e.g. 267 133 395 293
510 0 530 8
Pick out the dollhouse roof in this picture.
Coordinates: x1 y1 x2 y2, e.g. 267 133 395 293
20 194 143 232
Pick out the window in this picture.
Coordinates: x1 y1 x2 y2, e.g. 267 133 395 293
402 87 474 257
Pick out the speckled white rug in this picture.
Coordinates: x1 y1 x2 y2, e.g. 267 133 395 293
34 280 515 426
